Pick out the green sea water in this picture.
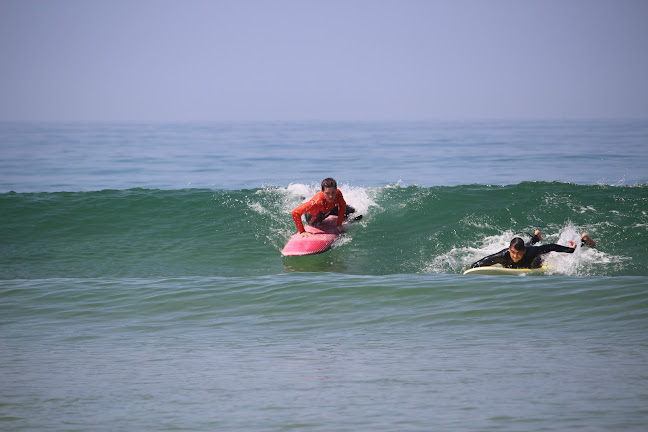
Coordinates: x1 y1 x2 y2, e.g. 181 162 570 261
2 182 645 278
1 121 647 431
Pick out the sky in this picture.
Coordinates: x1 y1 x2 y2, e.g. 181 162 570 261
1 0 647 122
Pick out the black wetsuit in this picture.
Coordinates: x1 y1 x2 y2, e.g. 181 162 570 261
306 204 356 224
470 234 575 269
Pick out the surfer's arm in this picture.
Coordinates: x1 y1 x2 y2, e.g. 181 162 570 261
537 241 576 254
291 195 322 234
336 194 346 227
291 201 313 234
526 230 542 246
291 208 306 234
291 210 314 236
470 249 508 268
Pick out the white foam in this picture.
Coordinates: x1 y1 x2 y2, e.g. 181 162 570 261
281 182 379 217
247 202 269 215
436 222 628 276
541 223 631 276
337 183 378 216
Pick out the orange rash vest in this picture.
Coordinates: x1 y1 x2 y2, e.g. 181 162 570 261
291 189 346 233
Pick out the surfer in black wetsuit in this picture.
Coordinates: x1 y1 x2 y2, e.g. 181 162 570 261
470 230 596 269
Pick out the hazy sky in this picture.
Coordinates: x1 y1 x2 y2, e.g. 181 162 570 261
1 0 647 122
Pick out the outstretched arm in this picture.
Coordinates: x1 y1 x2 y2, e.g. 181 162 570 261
470 249 508 268
537 241 576 254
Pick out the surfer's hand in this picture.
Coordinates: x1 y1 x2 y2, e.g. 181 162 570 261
300 231 313 237
568 240 576 249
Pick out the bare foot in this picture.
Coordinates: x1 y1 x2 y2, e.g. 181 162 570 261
581 233 596 248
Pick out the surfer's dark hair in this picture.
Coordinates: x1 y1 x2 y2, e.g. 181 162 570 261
321 178 337 190
510 237 526 250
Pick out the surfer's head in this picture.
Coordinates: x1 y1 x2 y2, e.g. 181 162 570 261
508 237 526 262
321 178 337 190
321 178 338 203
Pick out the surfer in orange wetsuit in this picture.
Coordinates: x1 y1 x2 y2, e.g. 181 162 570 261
291 178 356 237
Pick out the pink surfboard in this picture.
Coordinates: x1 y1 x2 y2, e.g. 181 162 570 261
281 216 345 256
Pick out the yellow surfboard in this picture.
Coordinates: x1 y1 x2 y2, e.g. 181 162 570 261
463 265 547 276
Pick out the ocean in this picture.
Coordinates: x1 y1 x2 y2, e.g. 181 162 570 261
1 120 647 431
